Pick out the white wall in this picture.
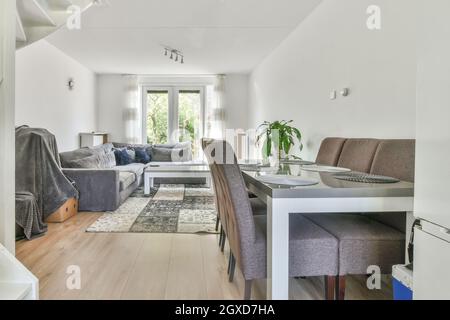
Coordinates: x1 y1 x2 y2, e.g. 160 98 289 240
96 74 127 143
248 0 418 160
225 74 249 130
97 74 249 143
0 0 16 253
15 40 97 152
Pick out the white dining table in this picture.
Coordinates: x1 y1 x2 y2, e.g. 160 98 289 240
242 164 415 300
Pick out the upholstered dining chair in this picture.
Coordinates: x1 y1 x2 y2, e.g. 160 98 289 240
305 139 415 300
316 138 347 166
205 139 339 300
201 139 265 253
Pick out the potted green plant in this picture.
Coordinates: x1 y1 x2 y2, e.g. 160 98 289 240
256 120 303 160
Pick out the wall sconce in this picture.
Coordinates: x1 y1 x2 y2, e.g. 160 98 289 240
68 78 75 90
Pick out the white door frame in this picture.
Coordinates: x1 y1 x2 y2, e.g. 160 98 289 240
141 86 173 144
141 85 206 149
0 0 16 254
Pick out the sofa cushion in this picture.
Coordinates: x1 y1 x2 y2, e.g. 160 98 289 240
337 139 380 173
65 154 101 168
64 151 116 169
115 163 145 177
119 171 136 191
60 148 99 168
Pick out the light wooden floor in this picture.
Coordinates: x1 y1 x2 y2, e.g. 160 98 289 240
16 213 393 300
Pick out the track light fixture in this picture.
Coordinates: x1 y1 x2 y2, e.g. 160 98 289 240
164 47 184 65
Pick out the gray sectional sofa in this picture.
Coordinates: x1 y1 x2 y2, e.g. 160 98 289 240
60 142 193 212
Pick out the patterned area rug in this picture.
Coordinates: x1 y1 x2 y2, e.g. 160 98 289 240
86 184 218 234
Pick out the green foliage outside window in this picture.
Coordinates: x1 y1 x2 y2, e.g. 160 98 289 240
146 91 200 156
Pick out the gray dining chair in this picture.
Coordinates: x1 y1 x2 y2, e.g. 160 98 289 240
337 138 380 173
202 138 265 253
206 139 339 300
316 137 347 166
304 139 415 299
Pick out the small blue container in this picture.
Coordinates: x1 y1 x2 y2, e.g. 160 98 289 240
392 265 413 300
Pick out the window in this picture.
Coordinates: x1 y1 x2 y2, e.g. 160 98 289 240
142 86 205 159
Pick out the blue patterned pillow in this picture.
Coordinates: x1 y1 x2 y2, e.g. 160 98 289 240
135 148 151 164
114 148 133 166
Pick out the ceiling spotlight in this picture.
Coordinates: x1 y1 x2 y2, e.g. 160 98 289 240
163 47 184 64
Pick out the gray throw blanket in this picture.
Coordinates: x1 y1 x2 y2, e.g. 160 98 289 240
15 126 79 239
15 192 47 240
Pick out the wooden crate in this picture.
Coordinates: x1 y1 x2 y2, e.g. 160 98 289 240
46 198 78 223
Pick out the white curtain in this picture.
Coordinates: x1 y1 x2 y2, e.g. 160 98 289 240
123 75 142 144
206 75 226 139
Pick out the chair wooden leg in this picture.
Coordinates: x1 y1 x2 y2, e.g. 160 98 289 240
324 276 336 300
227 252 232 275
219 226 224 249
244 280 253 300
219 226 226 252
215 215 220 232
220 229 226 253
229 254 236 282
335 276 346 300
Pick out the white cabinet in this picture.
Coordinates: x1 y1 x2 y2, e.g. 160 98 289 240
415 0 450 229
0 244 38 300
413 225 450 300
79 132 109 148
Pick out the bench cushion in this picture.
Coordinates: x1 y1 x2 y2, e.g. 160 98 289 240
247 214 339 279
337 139 380 173
304 213 405 275
316 138 347 166
370 139 416 183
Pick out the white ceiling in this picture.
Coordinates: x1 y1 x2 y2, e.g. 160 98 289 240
46 0 321 74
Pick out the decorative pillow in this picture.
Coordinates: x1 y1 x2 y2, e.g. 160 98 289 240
90 143 114 154
113 142 152 156
135 148 151 164
151 142 192 161
126 149 136 162
150 147 173 162
98 151 117 168
114 148 133 166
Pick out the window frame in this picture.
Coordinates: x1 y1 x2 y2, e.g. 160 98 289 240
141 85 206 146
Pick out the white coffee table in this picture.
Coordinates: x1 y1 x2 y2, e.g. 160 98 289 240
144 164 211 195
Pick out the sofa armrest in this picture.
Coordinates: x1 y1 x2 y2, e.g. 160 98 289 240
62 169 120 212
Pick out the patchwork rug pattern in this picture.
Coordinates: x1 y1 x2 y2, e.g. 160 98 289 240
86 184 217 234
